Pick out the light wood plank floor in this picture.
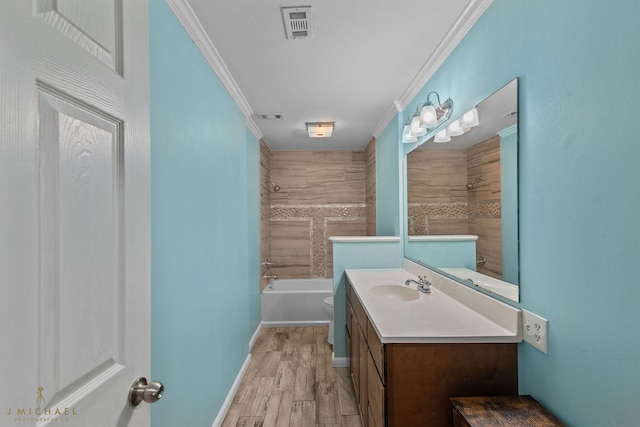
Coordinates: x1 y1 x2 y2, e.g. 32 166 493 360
221 326 362 427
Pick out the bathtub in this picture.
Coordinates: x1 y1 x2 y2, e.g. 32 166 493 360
261 278 333 327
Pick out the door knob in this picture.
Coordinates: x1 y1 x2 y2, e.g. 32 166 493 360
129 377 164 407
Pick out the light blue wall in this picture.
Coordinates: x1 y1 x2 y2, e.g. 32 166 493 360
149 2 261 426
375 113 403 236
383 1 640 425
245 127 262 331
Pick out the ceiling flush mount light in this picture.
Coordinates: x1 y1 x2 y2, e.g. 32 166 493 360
402 91 453 143
306 122 334 138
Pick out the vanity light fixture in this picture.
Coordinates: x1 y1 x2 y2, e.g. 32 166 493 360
402 124 418 143
430 107 480 144
434 129 451 143
409 114 427 137
460 107 479 128
402 90 453 143
446 119 464 136
419 103 438 128
306 122 334 138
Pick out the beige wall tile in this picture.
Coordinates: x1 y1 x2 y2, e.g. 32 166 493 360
365 138 376 235
270 220 312 279
270 150 366 205
266 150 367 278
260 140 273 288
325 219 367 277
406 135 503 279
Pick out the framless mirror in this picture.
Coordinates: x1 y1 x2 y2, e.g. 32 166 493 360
405 78 519 301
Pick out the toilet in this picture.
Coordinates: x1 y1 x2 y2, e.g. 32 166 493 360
322 296 334 345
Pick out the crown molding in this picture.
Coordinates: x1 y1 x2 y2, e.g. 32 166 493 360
166 0 263 140
371 0 493 138
398 0 493 108
371 101 402 138
245 117 263 141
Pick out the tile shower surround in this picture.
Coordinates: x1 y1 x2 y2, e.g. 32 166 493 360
270 204 366 278
407 135 503 278
261 147 372 280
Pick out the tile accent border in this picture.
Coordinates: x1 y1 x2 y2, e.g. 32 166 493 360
408 201 500 235
271 204 366 277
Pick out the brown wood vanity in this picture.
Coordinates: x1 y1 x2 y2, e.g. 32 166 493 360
346 277 518 426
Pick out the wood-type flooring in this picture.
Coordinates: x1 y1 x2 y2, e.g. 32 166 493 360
221 326 362 427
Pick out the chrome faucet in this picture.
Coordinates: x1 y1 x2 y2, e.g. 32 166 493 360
405 276 431 294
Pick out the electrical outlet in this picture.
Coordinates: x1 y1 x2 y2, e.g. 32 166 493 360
522 309 548 354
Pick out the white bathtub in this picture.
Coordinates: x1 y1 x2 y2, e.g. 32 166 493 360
261 278 333 327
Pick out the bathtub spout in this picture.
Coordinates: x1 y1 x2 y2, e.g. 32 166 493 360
263 275 278 280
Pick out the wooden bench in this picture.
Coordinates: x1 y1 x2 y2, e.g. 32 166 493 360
451 395 566 426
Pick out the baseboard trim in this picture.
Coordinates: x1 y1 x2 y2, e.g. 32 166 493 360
249 322 263 350
262 320 329 328
211 353 251 427
332 353 349 368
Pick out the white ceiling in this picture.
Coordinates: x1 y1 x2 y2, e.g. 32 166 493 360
181 0 492 151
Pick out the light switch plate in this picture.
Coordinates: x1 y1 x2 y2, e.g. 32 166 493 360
522 309 548 353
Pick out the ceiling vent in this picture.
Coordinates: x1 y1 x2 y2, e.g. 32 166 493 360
256 113 284 120
281 6 313 39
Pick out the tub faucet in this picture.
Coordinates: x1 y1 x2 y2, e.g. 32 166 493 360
263 275 278 280
405 276 431 294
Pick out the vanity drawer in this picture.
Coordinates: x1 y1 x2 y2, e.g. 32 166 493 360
367 349 385 427
351 291 368 341
366 320 384 383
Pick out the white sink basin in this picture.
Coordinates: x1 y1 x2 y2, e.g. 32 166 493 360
370 284 419 301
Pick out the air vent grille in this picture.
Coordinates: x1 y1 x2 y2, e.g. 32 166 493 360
281 6 313 39
256 113 284 120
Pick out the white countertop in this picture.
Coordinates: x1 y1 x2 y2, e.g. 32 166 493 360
345 265 521 344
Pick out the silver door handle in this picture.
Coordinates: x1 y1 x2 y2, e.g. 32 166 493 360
129 377 164 407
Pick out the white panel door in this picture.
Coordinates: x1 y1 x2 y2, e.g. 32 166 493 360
1 1 151 426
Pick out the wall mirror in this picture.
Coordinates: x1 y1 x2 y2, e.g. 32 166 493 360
404 78 519 302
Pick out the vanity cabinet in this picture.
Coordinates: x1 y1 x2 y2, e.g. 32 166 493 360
367 349 384 427
346 278 518 427
346 277 369 425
